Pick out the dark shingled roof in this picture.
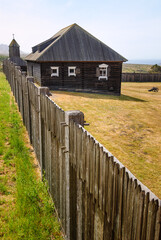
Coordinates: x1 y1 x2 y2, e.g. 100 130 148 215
25 23 127 62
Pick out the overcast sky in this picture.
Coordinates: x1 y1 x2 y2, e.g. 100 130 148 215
0 0 161 60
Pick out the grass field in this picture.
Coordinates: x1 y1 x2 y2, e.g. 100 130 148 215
0 72 63 239
51 82 161 199
122 63 152 73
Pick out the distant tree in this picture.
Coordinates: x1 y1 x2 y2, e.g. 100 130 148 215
0 55 7 62
0 55 8 72
149 64 161 73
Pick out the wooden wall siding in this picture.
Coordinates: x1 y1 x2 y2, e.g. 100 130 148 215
3 59 161 240
27 62 32 76
9 46 20 58
27 62 41 84
40 61 122 94
122 73 161 82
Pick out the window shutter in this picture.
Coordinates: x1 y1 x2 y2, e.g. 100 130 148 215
75 68 80 75
108 66 111 77
46 68 51 75
96 67 100 77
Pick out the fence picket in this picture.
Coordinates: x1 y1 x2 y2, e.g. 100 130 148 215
94 143 100 202
146 199 159 240
106 157 114 224
154 206 161 240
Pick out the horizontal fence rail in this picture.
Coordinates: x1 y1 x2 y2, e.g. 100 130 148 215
3 59 161 240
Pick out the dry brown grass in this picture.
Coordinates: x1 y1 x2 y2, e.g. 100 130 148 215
122 63 152 73
50 82 161 199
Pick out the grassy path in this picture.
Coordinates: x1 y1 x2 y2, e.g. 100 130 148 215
51 83 161 199
0 72 63 239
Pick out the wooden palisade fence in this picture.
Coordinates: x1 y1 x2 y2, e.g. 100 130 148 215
122 73 161 82
3 59 161 240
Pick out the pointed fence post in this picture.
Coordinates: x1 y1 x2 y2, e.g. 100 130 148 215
64 110 84 240
25 76 34 143
38 86 50 178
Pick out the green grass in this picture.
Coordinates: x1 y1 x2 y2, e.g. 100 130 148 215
51 83 161 199
0 176 9 195
0 72 63 239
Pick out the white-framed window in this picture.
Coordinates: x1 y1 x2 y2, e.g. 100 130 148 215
68 66 76 77
98 64 108 80
51 66 59 77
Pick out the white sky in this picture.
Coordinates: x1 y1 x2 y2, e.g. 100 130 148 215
0 0 161 60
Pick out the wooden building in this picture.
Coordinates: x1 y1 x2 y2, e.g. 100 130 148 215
25 24 127 95
9 37 26 70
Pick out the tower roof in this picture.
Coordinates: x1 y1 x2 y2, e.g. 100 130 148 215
25 23 127 62
9 38 20 47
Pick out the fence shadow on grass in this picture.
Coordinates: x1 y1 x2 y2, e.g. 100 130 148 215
52 90 146 102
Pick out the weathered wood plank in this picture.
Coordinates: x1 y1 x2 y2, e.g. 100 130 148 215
50 101 56 134
85 135 90 191
101 152 106 211
73 122 77 167
99 146 104 210
94 208 104 240
106 156 114 224
104 152 109 213
125 177 133 239
84 183 88 240
141 192 150 240
56 140 60 216
146 199 159 240
69 120 74 167
116 167 125 240
62 147 66 230
94 143 100 203
89 137 95 195
77 178 83 240
79 128 84 180
76 126 82 178
112 163 119 233
103 213 113 240
131 183 141 240
135 189 145 240
69 165 77 239
82 181 86 239
51 133 57 203
154 206 161 240
91 139 96 202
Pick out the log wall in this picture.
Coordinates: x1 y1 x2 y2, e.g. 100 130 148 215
40 61 122 94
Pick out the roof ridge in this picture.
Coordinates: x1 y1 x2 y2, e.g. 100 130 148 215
36 23 76 60
56 23 76 33
73 24 127 61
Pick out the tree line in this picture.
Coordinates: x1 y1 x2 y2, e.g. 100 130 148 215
150 64 161 73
